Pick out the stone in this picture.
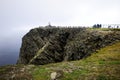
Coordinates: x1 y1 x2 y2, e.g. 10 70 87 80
51 72 57 80
50 70 63 80
17 27 120 65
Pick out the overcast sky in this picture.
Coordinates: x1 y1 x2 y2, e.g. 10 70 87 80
0 0 120 65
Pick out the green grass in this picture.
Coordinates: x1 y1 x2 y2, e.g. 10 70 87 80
31 42 120 80
87 27 120 31
32 67 51 80
1 42 120 80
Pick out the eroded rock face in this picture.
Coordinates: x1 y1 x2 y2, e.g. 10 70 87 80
17 27 120 65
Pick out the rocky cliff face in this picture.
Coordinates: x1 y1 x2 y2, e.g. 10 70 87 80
17 27 120 65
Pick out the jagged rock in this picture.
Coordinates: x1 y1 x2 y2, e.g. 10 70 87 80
17 27 120 65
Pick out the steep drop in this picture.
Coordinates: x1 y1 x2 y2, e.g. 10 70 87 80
17 27 120 65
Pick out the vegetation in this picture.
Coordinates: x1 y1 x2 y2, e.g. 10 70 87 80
31 42 120 80
0 41 120 80
88 27 120 31
1 28 120 80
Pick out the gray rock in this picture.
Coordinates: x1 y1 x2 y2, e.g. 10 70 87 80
50 70 63 80
17 27 120 65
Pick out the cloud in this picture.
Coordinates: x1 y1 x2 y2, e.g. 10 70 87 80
0 0 120 49
0 0 120 27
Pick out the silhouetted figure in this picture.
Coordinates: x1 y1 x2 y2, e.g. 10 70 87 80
46 22 52 28
48 22 52 27
108 26 111 28
93 24 102 28
117 26 119 28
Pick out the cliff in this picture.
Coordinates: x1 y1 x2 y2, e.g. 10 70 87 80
1 41 120 80
17 27 120 65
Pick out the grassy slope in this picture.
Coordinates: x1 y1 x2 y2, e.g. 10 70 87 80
32 42 120 80
0 41 120 80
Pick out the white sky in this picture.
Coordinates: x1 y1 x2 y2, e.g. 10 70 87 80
0 0 120 49
0 0 120 27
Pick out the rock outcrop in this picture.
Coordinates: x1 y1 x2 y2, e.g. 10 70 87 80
17 27 120 65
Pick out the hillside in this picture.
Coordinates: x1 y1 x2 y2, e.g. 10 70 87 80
17 27 120 65
0 41 120 80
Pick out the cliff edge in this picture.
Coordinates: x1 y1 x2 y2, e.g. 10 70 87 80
17 27 120 65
